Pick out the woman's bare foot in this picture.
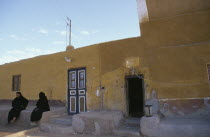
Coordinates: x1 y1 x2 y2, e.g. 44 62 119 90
30 122 38 126
10 117 16 123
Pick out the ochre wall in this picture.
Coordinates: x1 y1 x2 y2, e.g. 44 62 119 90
98 36 210 115
97 10 210 115
145 0 210 20
141 10 210 47
0 44 102 110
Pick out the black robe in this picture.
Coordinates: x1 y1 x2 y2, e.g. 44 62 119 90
8 96 28 123
30 96 50 122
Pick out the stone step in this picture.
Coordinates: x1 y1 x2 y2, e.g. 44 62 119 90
39 123 74 134
113 126 141 137
49 115 72 126
122 118 140 127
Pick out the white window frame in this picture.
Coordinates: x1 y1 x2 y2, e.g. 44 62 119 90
78 70 86 89
70 90 76 95
79 90 85 95
69 71 76 89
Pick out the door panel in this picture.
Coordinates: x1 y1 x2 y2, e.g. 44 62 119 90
68 68 86 114
70 96 76 113
79 96 86 112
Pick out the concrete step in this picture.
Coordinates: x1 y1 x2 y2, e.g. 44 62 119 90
49 115 72 126
124 118 140 127
158 118 210 137
161 118 210 126
113 126 141 137
39 123 74 134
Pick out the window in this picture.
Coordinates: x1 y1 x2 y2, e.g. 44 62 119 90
78 70 85 89
207 64 210 84
69 71 76 89
12 75 21 91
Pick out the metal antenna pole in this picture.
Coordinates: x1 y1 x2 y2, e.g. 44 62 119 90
67 17 71 46
69 19 71 45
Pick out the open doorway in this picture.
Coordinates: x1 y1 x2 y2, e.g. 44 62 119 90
126 75 144 117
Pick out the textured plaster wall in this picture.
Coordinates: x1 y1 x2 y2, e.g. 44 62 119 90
0 45 102 110
159 98 210 118
97 10 210 115
140 10 210 47
145 0 210 20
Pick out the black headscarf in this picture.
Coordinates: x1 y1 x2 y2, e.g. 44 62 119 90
16 92 22 97
39 92 47 100
12 92 28 110
36 92 50 111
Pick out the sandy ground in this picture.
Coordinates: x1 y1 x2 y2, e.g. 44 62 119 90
0 126 119 137
27 131 119 137
0 125 32 137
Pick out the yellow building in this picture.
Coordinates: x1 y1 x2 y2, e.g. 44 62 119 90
0 0 210 118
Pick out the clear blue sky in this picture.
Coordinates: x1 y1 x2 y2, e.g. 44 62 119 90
0 0 140 64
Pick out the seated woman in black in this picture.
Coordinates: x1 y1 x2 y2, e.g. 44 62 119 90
30 92 50 125
8 92 28 124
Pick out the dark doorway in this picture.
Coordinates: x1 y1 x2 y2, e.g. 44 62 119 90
126 75 144 117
